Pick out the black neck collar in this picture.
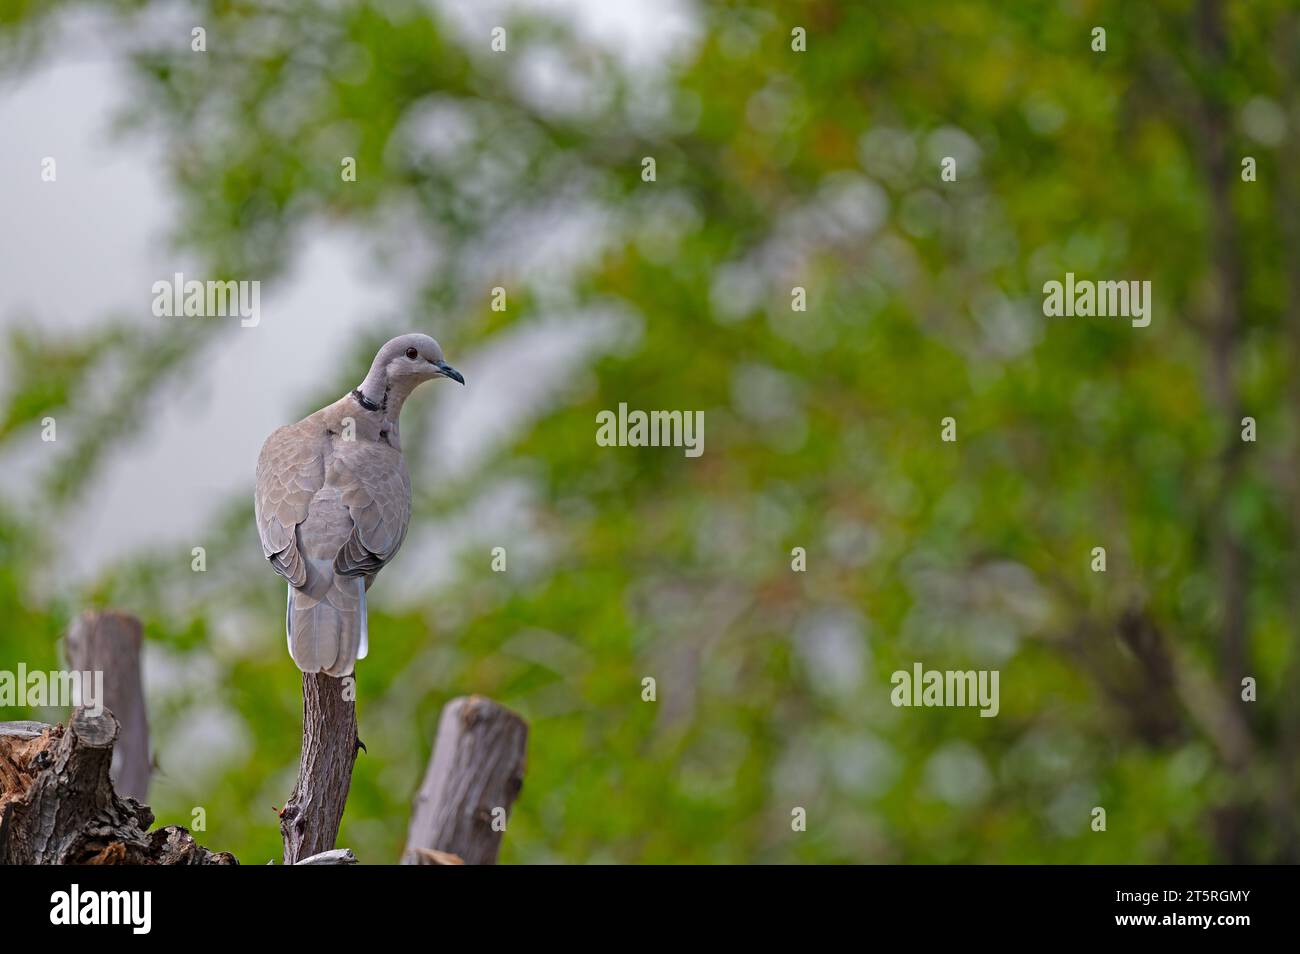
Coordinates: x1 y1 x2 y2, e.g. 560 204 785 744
351 388 383 412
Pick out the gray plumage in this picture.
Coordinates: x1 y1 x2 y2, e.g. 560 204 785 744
254 333 463 676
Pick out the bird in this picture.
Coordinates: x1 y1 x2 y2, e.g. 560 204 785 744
254 333 464 676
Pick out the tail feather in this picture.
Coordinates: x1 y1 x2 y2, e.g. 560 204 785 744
357 582 369 661
286 576 365 676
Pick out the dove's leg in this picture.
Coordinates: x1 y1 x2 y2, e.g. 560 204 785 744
357 578 369 660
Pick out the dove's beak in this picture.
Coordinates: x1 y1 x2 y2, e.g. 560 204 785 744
435 361 465 385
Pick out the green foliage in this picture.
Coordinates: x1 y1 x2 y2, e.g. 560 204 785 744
1 0 1297 863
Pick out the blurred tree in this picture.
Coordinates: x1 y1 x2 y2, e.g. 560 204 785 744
0 0 1296 863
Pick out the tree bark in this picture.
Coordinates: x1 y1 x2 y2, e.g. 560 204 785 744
280 673 360 865
402 696 528 865
0 711 234 865
1191 0 1254 864
64 610 151 802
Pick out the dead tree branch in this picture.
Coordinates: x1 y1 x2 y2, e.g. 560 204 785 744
279 673 360 865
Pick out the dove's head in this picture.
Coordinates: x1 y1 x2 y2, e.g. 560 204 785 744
375 333 464 387
354 333 464 417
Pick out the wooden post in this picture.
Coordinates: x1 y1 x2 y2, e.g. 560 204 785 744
64 610 150 801
402 696 528 865
280 673 360 865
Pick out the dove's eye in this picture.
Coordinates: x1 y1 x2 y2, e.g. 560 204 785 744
405 347 419 359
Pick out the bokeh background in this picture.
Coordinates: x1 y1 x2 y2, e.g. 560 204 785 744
0 0 1296 863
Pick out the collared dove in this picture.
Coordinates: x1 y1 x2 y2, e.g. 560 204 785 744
254 333 464 676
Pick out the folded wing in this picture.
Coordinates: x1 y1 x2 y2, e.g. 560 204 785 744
254 420 327 588
332 441 412 584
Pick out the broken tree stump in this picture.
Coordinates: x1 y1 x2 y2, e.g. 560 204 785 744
402 695 528 865
0 710 235 865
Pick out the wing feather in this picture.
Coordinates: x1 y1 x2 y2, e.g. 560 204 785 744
330 443 411 579
254 420 327 587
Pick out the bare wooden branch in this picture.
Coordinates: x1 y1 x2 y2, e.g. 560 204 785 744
64 610 151 802
0 711 235 865
295 848 358 865
280 672 359 865
0 721 49 739
402 695 528 865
